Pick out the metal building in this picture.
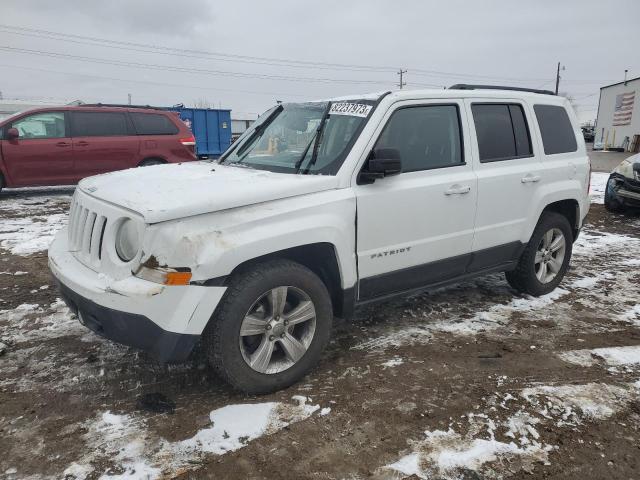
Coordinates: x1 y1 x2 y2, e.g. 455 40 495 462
594 76 639 152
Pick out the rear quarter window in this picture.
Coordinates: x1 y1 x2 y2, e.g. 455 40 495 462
533 104 577 155
130 113 179 135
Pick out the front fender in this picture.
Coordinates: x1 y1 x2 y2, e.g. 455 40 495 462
142 190 358 289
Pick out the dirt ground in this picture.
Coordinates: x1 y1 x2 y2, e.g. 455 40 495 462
1 177 640 479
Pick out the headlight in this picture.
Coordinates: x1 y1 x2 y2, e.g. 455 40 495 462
115 218 140 262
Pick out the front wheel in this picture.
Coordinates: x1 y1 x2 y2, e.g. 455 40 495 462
202 259 333 394
506 212 573 296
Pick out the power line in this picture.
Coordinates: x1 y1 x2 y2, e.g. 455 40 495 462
0 46 397 86
0 63 314 99
0 24 397 73
0 24 617 86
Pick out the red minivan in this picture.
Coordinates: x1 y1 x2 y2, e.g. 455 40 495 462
0 105 196 192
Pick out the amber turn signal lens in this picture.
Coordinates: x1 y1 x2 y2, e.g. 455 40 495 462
164 271 192 285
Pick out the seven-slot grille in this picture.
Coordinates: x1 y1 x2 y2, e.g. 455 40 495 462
68 195 107 266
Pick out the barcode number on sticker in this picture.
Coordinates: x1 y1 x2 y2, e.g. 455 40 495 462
329 103 372 117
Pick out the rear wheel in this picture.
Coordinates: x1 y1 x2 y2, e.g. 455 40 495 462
604 175 625 213
506 212 573 296
202 259 333 394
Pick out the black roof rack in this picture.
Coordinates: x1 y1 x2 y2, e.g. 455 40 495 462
448 84 556 96
76 103 165 110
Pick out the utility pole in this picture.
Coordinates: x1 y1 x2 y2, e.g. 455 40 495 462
555 62 565 95
397 69 407 89
127 93 132 105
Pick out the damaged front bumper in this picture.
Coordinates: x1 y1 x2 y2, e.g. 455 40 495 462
609 173 640 207
48 228 226 363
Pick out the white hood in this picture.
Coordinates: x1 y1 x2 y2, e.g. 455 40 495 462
78 162 339 223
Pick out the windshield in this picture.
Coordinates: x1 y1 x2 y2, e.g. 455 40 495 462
221 100 376 175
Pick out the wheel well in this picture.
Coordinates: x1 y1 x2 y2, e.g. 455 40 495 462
225 243 347 317
138 157 167 166
542 199 579 241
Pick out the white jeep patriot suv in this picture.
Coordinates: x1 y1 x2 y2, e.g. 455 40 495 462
49 85 590 394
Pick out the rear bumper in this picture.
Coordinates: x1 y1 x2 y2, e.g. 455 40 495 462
56 279 198 362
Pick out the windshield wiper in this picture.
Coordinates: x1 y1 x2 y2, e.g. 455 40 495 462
293 132 318 172
226 104 283 162
296 102 331 174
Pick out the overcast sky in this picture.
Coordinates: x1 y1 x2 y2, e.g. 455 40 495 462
1 0 638 122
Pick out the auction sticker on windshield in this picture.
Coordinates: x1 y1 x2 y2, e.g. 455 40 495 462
329 103 372 117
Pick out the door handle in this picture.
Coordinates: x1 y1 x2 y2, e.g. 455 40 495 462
76 141 89 146
444 185 471 195
521 174 541 183
55 141 70 147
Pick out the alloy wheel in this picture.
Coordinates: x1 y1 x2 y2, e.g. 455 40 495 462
239 286 316 374
534 228 566 284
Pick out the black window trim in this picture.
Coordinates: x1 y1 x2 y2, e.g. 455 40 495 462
372 102 466 175
7 110 70 140
68 110 134 137
471 102 535 163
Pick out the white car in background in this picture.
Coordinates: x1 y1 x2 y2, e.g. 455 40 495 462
604 154 640 212
49 85 590 394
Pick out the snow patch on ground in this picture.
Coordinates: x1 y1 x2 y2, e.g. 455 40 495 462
384 406 551 479
0 213 67 255
589 172 609 204
438 289 568 335
67 398 323 479
0 298 81 345
559 345 640 368
0 193 71 255
380 357 404 368
572 230 636 255
618 305 640 325
384 379 639 479
521 382 635 421
569 271 613 289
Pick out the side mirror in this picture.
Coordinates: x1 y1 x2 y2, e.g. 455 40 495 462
359 148 402 184
6 128 19 140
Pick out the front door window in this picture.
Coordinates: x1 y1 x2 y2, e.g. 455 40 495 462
11 112 66 139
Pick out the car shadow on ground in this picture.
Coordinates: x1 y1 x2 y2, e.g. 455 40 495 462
0 186 76 199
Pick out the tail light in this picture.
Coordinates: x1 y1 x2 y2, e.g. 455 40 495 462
587 161 592 194
180 135 196 155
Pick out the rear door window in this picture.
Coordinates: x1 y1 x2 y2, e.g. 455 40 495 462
471 103 533 162
130 113 178 135
71 112 129 137
533 104 577 155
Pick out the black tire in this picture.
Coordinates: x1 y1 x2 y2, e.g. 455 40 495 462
604 175 625 213
506 212 573 296
202 259 333 394
138 159 165 167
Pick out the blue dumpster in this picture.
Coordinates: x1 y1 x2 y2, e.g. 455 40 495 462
167 107 232 158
